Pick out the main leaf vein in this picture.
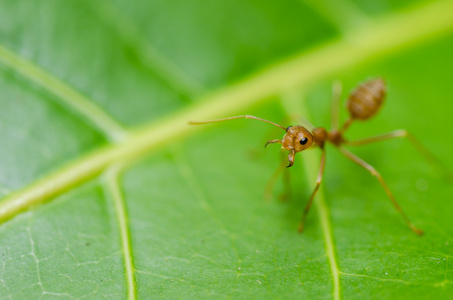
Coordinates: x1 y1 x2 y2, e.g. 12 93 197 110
1 0 453 228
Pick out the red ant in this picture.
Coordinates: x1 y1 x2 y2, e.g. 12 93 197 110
190 78 439 235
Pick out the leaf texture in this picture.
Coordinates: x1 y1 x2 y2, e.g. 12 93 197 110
0 0 453 299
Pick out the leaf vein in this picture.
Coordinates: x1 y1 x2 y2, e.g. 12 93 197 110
340 271 452 287
0 43 127 142
1 0 453 229
171 146 243 272
87 0 206 98
281 93 341 300
104 166 137 300
300 0 370 32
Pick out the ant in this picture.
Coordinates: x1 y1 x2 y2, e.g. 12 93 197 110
190 78 439 236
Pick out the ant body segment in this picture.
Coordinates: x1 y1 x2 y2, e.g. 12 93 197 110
190 78 434 236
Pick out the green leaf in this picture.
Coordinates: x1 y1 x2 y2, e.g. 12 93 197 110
1 0 453 299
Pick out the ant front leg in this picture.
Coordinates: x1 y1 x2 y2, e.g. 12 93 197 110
263 150 291 202
281 158 291 202
265 139 282 148
298 148 327 233
337 146 424 236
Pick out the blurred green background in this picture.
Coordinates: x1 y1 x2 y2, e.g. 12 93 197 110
0 0 452 299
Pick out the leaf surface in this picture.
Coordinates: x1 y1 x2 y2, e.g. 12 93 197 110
0 0 453 299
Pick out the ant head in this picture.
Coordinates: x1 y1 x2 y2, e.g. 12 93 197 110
282 126 314 153
282 126 314 167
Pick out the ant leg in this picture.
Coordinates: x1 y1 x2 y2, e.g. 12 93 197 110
298 149 326 233
287 150 296 168
330 80 353 134
345 129 411 146
345 129 451 180
189 115 287 131
265 139 282 147
331 80 342 131
281 160 291 202
337 146 424 236
264 151 290 202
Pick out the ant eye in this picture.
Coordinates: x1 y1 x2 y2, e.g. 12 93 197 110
300 137 308 145
286 126 292 131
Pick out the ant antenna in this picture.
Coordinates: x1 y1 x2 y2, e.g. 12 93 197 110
189 115 288 131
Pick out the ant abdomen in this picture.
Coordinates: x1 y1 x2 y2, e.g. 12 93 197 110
347 78 386 120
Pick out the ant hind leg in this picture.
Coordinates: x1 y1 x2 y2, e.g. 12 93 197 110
337 146 424 236
345 129 452 182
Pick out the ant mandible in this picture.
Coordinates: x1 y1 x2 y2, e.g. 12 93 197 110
190 78 431 236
